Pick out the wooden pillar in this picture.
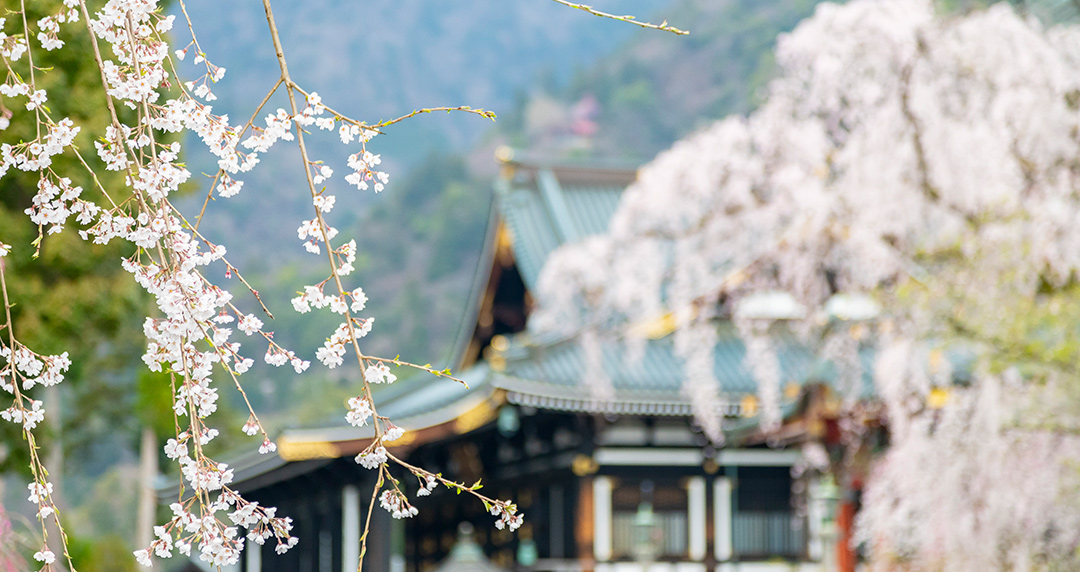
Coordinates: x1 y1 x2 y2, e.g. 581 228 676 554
592 476 613 563
576 477 595 571
688 477 707 561
342 485 360 572
550 485 565 558
713 478 733 561
245 535 262 572
837 500 857 572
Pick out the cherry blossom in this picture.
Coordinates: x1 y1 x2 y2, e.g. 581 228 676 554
380 488 420 519
356 445 388 470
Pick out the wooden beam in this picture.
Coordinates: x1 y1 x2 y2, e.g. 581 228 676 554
715 449 802 466
594 447 703 466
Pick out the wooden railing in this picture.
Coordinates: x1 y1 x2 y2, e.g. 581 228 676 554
732 511 805 559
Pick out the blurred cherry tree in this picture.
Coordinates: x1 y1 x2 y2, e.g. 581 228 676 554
534 1 1080 569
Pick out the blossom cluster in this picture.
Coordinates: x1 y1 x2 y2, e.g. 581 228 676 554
315 319 374 369
415 473 438 496
1 399 45 431
346 395 374 427
33 548 56 565
1 113 79 177
490 501 524 532
135 495 297 567
356 445 388 470
0 18 29 63
383 422 405 442
0 340 70 466
0 344 71 392
364 361 397 385
291 283 366 315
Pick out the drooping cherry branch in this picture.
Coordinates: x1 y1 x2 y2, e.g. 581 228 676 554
0 0 681 569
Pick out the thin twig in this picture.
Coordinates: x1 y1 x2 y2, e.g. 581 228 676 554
365 356 468 388
370 106 496 129
19 0 41 140
356 467 382 572
549 0 688 35
289 82 495 131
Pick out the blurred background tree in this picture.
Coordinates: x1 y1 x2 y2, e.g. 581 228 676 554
531 1 1080 569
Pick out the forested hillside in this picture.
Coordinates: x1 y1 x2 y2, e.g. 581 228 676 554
485 0 824 162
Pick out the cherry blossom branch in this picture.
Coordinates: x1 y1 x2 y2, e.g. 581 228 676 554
260 0 384 434
76 0 130 153
175 0 207 67
0 256 74 570
18 0 41 140
169 207 276 318
388 451 523 531
192 76 285 233
370 105 496 129
256 1 518 565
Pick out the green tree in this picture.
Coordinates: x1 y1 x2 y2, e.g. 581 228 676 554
0 0 162 564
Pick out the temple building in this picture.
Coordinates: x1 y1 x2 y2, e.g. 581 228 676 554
219 155 857 572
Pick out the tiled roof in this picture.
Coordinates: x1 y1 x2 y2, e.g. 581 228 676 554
444 197 502 371
490 325 825 416
494 160 636 290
